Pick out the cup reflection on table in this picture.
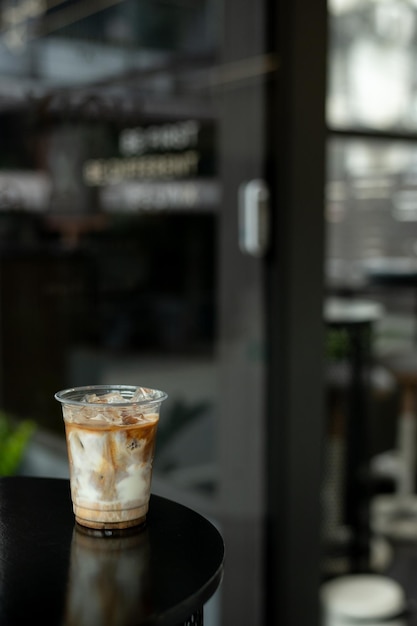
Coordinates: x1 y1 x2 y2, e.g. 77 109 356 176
63 526 152 626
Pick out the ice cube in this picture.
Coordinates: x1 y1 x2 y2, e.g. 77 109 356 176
131 387 152 402
84 393 101 403
101 392 126 404
89 411 114 423
84 392 126 404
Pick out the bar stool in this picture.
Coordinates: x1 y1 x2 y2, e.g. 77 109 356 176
372 351 417 540
320 573 407 625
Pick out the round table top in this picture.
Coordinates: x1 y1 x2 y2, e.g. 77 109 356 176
324 297 384 325
361 257 417 285
0 476 224 626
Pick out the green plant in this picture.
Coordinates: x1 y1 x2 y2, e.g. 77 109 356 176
326 328 350 360
0 412 36 476
326 326 373 361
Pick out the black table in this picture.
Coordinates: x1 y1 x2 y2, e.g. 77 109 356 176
0 476 224 626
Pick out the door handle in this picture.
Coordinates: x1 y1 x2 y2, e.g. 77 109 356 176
238 179 270 257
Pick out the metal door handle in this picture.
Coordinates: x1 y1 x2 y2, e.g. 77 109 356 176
238 179 270 257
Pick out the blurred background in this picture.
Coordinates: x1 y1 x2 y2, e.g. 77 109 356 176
4 0 417 624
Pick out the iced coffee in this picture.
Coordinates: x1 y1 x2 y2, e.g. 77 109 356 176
55 385 167 531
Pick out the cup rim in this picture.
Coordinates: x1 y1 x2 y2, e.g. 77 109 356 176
54 384 168 407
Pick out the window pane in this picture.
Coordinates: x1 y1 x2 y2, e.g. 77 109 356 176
326 137 417 286
327 0 417 131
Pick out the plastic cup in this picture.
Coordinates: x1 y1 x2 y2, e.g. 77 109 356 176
55 384 167 531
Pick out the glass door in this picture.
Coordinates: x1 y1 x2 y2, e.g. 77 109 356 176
0 1 265 623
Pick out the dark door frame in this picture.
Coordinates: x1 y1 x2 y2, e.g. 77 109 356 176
265 0 328 624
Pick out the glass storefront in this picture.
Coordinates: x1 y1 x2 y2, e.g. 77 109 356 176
327 0 417 281
325 0 417 586
326 138 417 287
0 1 329 624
